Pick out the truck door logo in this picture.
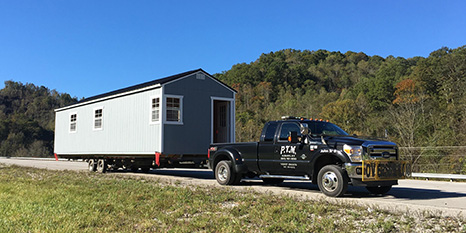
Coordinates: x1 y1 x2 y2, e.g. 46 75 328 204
280 145 297 162
280 145 296 155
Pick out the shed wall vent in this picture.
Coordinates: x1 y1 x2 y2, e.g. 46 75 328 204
196 73 205 80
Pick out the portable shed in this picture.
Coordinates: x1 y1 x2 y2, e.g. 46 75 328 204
54 69 236 159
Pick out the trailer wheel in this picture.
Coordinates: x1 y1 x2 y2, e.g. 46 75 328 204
88 159 96 172
317 165 348 197
96 159 107 173
215 160 240 185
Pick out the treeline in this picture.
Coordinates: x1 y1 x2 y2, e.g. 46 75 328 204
0 81 77 157
215 46 466 173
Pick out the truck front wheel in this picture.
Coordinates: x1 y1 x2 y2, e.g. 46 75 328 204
317 165 348 197
215 161 241 185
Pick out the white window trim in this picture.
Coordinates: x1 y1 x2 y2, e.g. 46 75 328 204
149 95 161 125
69 112 77 133
163 94 183 125
93 107 104 131
210 96 235 144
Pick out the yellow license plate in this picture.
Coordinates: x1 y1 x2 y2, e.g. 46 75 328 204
362 160 411 181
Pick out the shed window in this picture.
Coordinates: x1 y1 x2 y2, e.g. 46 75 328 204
151 98 160 122
94 108 103 130
166 97 180 122
70 114 77 132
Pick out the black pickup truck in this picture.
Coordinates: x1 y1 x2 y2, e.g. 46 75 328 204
208 117 411 197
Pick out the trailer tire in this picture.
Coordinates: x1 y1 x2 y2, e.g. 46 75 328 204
96 159 107 173
215 160 240 185
88 159 96 172
317 165 348 197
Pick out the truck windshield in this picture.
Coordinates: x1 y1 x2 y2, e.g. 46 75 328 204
311 122 349 136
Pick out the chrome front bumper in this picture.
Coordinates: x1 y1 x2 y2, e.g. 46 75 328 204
345 162 363 179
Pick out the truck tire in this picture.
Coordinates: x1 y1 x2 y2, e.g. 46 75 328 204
88 159 97 172
317 165 348 197
96 159 107 173
262 178 284 185
215 160 240 185
366 185 392 195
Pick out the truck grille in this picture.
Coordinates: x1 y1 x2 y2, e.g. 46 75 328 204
365 145 398 160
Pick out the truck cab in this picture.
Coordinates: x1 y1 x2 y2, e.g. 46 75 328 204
208 117 411 197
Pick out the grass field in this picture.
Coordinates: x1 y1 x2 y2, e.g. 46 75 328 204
0 164 464 232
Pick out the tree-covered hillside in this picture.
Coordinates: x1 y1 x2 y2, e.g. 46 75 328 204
0 81 77 157
215 46 466 149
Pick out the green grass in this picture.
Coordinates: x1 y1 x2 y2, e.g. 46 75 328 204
0 164 464 232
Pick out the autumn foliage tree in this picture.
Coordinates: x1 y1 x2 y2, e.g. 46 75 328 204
389 78 426 163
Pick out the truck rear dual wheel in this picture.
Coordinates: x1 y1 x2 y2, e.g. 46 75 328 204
215 160 241 185
317 165 348 197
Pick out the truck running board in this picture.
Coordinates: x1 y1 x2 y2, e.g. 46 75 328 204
259 175 310 180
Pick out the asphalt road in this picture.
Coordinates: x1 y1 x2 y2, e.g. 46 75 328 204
1 157 465 218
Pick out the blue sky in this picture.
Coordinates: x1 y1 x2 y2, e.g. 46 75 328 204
1 1 465 98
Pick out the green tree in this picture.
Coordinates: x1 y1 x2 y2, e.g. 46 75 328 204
0 81 78 157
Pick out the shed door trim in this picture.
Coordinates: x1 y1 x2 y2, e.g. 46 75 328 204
211 97 235 144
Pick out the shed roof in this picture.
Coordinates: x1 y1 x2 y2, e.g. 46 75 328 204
56 69 236 111
79 68 235 104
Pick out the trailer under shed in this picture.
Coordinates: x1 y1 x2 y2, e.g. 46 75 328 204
54 69 236 170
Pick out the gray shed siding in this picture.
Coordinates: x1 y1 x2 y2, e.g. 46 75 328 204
54 69 236 157
54 88 162 155
163 73 235 155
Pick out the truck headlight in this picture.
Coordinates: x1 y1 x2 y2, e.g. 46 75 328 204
343 144 362 162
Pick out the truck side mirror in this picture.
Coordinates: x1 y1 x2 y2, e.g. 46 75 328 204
288 131 299 143
300 123 309 135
